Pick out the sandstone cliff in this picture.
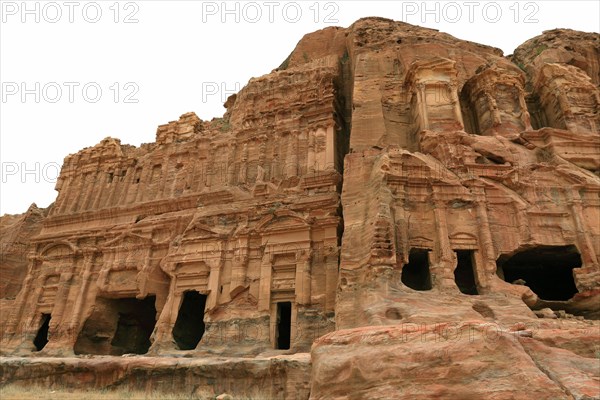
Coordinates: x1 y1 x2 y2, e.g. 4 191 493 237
1 18 599 400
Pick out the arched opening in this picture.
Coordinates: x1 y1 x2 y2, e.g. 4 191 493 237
172 290 207 350
526 94 548 130
74 296 157 355
459 85 480 135
401 249 432 291
497 245 580 301
33 313 51 351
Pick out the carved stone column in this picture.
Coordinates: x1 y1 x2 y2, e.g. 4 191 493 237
230 237 249 296
257 136 267 182
118 165 135 205
135 163 153 203
417 83 429 130
47 272 74 338
286 132 298 177
449 82 464 129
69 173 86 213
67 249 97 342
239 142 248 184
473 186 496 290
206 256 224 311
258 251 273 311
136 246 153 298
325 126 335 171
567 188 598 267
431 186 455 288
91 170 109 209
4 256 39 337
295 250 311 305
227 142 237 186
150 275 179 352
80 170 97 211
307 130 316 173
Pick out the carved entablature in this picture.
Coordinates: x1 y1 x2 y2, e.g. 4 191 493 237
520 128 600 171
171 261 211 295
164 223 225 271
409 236 434 250
256 211 311 235
461 66 532 136
449 232 478 250
96 233 154 296
534 63 600 134
405 58 464 136
160 221 227 309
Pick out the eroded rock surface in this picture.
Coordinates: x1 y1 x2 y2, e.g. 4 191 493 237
1 17 599 400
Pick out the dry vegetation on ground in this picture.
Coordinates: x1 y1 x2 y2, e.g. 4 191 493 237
0 385 262 400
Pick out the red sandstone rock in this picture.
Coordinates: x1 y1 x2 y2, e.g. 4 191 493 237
1 17 599 400
310 324 599 399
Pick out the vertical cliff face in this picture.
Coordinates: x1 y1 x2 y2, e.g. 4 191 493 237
310 19 600 399
328 18 600 329
0 17 599 400
0 204 48 339
0 204 47 300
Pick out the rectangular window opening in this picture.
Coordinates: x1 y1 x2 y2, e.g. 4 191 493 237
276 302 291 350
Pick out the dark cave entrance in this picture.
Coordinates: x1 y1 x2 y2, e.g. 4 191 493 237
172 290 207 350
401 249 432 291
454 250 479 295
276 301 291 350
33 313 51 351
74 296 157 355
497 245 580 301
110 296 157 354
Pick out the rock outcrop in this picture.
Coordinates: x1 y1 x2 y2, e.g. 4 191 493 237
1 18 599 399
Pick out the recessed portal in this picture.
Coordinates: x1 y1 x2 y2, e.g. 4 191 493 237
33 313 51 351
498 245 580 301
276 302 291 350
454 250 478 295
401 249 432 291
74 296 157 355
110 296 157 354
172 291 207 350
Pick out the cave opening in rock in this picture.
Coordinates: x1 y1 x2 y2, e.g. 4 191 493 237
526 94 549 130
110 296 157 354
172 290 207 350
74 296 157 355
497 245 580 301
459 89 480 135
401 249 432 291
33 313 51 351
276 301 291 350
454 250 479 295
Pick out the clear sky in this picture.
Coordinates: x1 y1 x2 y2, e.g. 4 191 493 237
1 0 599 215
